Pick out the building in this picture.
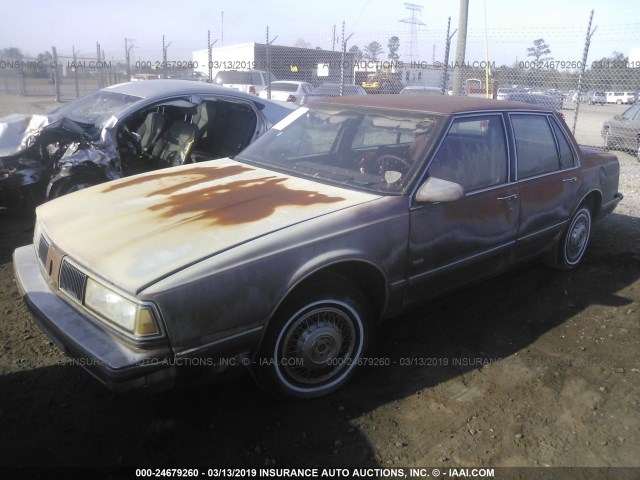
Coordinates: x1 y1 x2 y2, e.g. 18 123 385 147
192 43 355 85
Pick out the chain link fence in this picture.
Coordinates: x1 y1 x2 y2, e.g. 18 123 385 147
2 17 639 154
0 51 127 101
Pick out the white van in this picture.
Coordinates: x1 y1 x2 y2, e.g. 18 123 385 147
605 91 636 104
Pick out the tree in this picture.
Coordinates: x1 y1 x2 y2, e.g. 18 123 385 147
527 38 552 67
387 36 400 61
363 41 384 61
349 45 363 62
34 50 53 77
293 38 312 49
0 47 23 60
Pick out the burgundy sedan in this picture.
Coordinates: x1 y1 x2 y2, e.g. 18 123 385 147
14 95 622 399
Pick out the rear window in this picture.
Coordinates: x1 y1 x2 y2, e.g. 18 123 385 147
271 83 298 92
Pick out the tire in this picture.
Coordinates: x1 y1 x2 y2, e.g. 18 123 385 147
617 99 622 105
48 174 102 200
544 206 592 270
252 273 373 399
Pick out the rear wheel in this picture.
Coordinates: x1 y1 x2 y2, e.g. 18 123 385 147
544 205 592 270
252 274 373 399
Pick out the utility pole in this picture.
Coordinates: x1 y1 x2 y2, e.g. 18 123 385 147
221 11 224 46
451 0 469 96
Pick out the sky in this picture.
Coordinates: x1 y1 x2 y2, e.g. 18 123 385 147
1 0 639 66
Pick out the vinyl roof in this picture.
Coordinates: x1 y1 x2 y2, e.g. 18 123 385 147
312 93 553 114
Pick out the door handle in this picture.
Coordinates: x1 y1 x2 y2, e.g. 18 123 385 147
562 177 578 183
497 194 518 201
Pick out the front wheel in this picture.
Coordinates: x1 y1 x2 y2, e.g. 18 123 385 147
47 174 103 199
252 274 373 399
544 206 592 270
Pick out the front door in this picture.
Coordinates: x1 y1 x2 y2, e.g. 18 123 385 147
406 114 519 304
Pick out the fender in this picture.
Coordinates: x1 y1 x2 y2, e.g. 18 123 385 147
46 162 113 198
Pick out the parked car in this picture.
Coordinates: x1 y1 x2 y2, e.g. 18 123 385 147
306 83 367 101
572 91 585 103
588 91 606 105
605 91 636 105
14 95 622 399
130 73 160 81
361 73 404 94
496 87 516 100
505 92 563 111
0 80 296 209
602 103 640 158
400 86 444 95
258 80 314 105
213 69 272 95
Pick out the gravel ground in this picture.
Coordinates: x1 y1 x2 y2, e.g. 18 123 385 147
0 94 638 479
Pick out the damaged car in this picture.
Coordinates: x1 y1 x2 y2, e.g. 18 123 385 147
0 80 296 209
14 95 622 399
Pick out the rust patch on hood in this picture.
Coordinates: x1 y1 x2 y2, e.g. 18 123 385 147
102 164 253 192
100 162 346 226
148 175 346 225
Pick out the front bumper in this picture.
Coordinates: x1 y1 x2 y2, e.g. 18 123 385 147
13 245 176 392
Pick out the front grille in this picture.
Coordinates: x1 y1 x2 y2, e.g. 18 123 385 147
59 260 87 303
37 235 49 267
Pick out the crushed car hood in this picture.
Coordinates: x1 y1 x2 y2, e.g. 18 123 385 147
36 158 380 293
0 114 49 157
0 114 100 158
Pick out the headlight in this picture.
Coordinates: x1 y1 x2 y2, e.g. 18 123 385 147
84 278 160 336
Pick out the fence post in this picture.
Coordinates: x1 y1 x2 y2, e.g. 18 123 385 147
18 64 25 96
340 21 353 96
96 42 102 89
266 27 271 100
441 16 457 94
572 10 597 136
51 46 60 102
73 46 80 98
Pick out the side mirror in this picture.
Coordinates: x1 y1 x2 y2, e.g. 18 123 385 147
415 177 464 203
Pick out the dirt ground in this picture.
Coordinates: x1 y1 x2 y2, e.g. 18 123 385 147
0 95 638 479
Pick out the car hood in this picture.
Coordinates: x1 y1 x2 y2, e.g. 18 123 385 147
37 158 380 293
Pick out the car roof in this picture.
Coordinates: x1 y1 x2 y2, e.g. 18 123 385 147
105 79 262 101
311 93 552 114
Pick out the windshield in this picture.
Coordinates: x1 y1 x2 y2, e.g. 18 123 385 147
237 105 445 195
49 90 141 128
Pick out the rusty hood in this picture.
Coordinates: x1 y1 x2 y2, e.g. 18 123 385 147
36 158 380 293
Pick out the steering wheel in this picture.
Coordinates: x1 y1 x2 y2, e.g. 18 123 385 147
119 124 142 157
358 152 412 177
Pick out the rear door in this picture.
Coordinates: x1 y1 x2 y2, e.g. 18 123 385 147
510 113 582 260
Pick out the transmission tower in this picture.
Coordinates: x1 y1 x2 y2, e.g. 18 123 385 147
399 3 425 63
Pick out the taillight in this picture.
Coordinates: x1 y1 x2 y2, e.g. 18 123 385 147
249 85 256 95
300 95 307 106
